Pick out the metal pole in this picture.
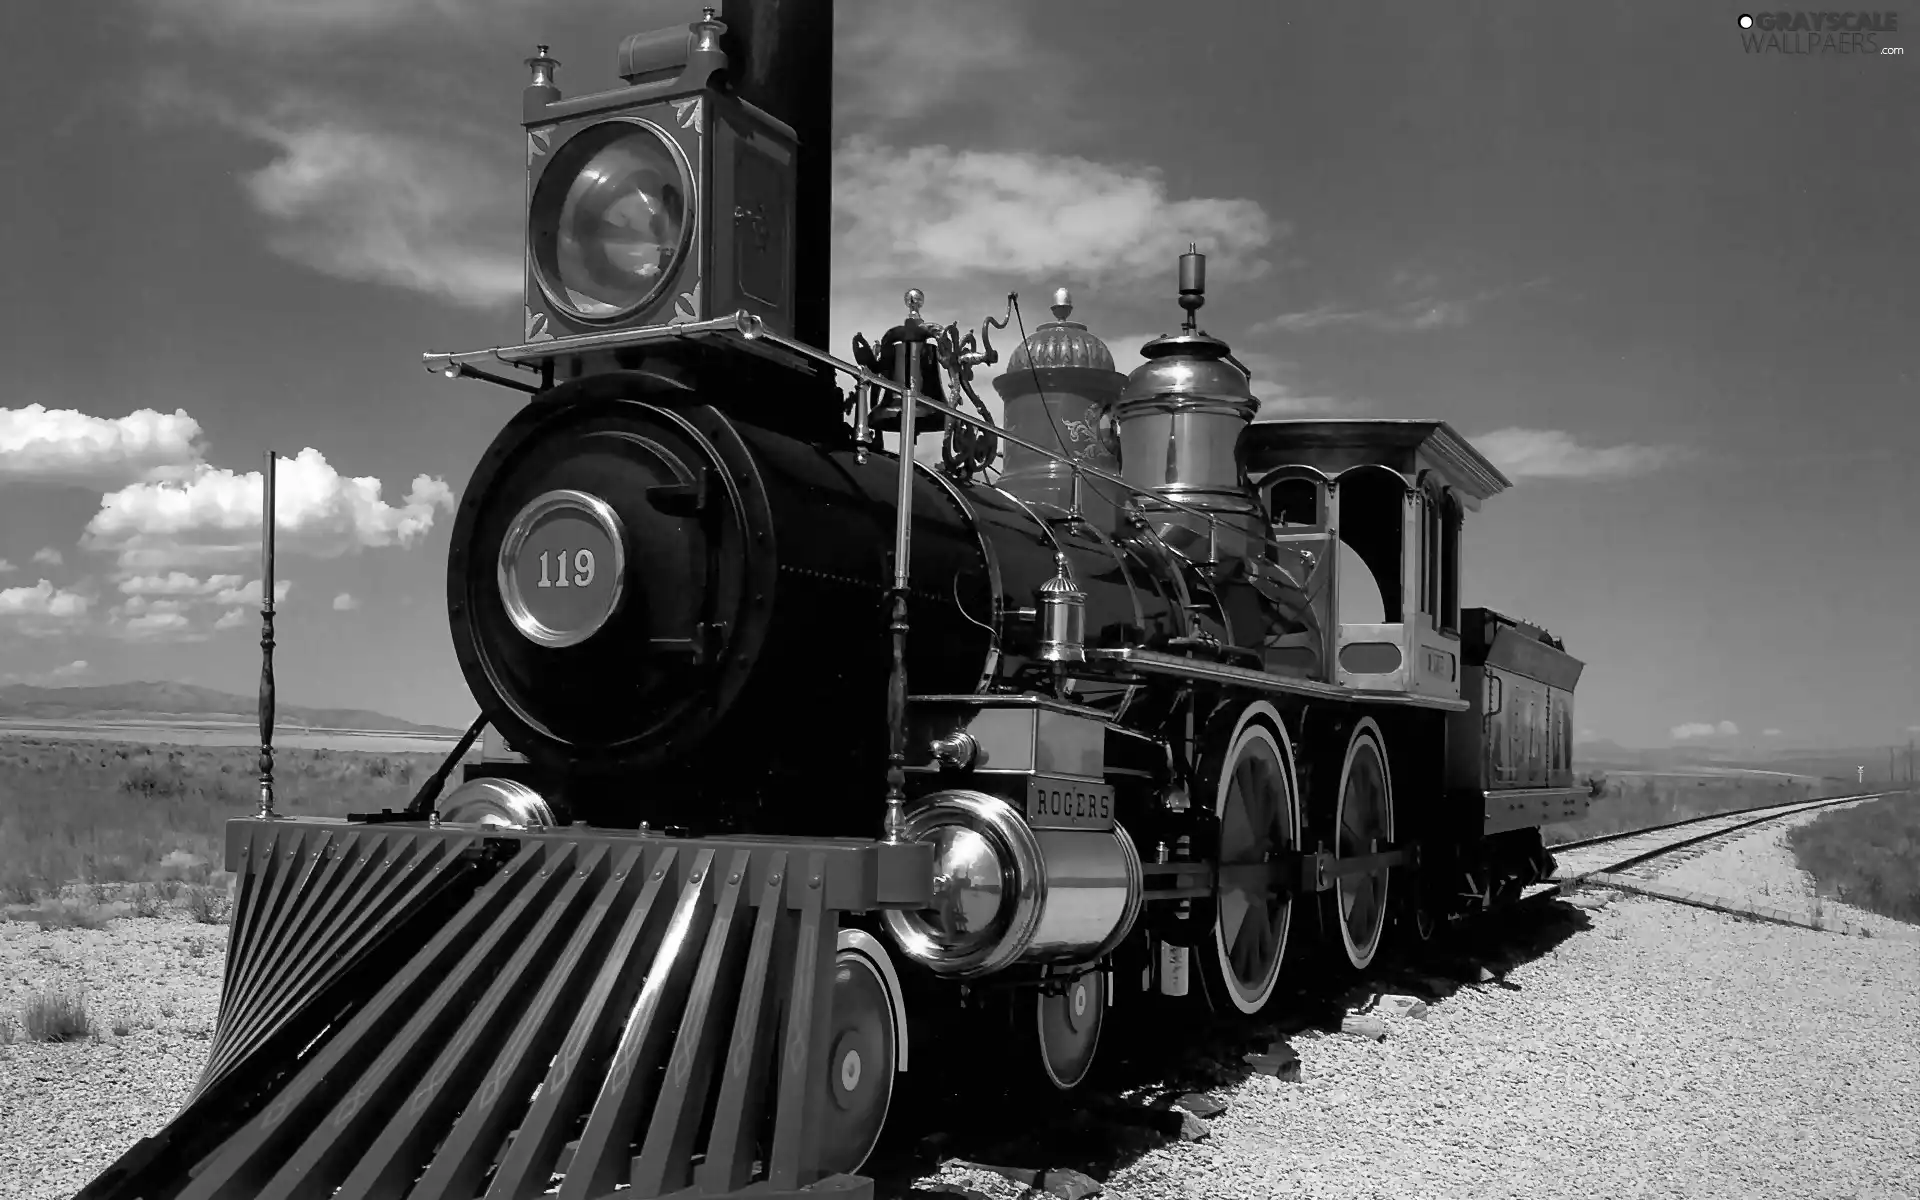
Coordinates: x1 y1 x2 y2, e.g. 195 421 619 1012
881 331 926 845
257 451 278 820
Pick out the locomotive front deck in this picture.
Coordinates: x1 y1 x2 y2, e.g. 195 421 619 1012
79 817 931 1200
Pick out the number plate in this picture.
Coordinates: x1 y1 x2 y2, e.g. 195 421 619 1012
498 490 626 649
1024 777 1115 830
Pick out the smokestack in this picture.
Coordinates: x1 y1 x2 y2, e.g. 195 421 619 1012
720 0 833 354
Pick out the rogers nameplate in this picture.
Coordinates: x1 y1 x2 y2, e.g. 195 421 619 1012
1024 777 1115 830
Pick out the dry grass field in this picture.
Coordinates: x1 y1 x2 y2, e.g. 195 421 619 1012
1789 790 1920 923
1543 770 1853 845
0 735 457 902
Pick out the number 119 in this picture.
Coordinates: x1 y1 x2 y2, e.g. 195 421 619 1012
536 549 596 588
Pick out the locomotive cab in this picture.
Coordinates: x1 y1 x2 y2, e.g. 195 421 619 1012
1240 419 1506 699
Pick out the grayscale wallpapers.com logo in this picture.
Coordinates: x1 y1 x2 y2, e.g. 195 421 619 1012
1737 11 1905 54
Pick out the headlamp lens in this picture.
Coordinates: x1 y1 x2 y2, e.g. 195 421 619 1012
533 122 689 319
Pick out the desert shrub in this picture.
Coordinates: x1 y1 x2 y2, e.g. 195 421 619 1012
120 761 190 799
131 883 166 918
1788 792 1920 924
181 884 224 925
22 988 91 1042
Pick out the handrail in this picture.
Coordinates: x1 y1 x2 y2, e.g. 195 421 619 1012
736 317 1229 532
423 310 1334 568
424 311 1236 536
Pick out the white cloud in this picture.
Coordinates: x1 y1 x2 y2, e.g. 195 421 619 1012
236 115 521 308
1671 720 1739 740
1764 728 1783 737
32 547 62 567
214 579 292 607
834 138 1275 291
120 572 246 596
1255 302 1472 334
0 580 91 637
121 610 196 640
84 447 454 571
99 575 287 643
0 659 90 686
1 404 205 487
1253 277 1547 336
0 580 89 619
0 559 11 573
1471 428 1686 481
332 591 361 611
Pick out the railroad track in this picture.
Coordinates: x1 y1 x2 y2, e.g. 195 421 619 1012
1540 788 1904 893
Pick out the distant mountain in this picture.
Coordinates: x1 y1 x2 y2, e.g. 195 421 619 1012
0 681 460 735
1574 738 1644 765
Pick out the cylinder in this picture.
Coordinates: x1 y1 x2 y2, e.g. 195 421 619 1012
880 789 1144 978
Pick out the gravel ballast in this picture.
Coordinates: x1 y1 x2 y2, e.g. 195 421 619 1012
1 911 225 1200
1647 804 1918 940
1071 897 1920 1200
4 816 1917 1200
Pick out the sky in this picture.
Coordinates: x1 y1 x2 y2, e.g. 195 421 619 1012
1 0 1915 750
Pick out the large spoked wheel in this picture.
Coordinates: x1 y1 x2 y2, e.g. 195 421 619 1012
816 935 904 1176
1326 718 1395 971
1033 966 1105 1089
1199 702 1300 1015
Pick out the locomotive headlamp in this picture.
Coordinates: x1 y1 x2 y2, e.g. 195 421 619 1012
496 489 627 648
529 120 693 321
515 8 798 345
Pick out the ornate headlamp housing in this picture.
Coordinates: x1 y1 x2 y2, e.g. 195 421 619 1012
520 8 797 346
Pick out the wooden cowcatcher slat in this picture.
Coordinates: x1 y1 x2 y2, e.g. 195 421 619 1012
76 818 932 1200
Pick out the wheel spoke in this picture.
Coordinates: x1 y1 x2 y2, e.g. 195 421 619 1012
1220 885 1250 949
1329 732 1393 967
1346 875 1380 941
1212 718 1296 1009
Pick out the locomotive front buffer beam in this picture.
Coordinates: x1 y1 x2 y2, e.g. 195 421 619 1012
1141 842 1421 902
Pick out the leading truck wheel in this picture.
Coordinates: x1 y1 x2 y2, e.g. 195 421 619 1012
816 933 905 1176
1323 718 1395 971
1033 966 1105 1089
1196 702 1300 1015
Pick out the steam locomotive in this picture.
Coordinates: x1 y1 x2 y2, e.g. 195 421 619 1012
84 6 1587 1198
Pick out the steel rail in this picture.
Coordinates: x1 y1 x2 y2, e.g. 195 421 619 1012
1547 788 1906 887
1550 788 1892 852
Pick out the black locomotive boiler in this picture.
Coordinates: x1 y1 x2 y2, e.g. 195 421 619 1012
83 7 1589 1198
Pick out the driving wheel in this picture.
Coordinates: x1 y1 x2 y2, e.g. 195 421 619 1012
1197 701 1299 1015
1324 718 1395 971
